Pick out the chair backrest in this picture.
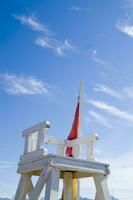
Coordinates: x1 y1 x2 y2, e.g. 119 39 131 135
22 121 50 154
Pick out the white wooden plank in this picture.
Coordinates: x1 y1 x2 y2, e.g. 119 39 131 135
52 163 106 175
45 168 60 200
18 154 109 176
29 165 53 200
37 129 45 150
69 134 99 146
87 141 94 160
20 149 45 163
77 179 80 200
94 193 98 200
23 121 50 136
27 176 34 197
14 175 28 200
44 135 66 145
23 135 28 154
78 80 84 138
57 144 65 156
94 175 111 200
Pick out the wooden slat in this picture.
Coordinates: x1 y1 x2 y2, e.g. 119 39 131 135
23 121 50 137
45 168 60 200
94 175 111 200
14 175 28 200
29 165 53 200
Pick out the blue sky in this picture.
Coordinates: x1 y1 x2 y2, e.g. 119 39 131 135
1 0 133 199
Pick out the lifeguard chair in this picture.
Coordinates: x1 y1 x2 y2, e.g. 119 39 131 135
15 83 111 200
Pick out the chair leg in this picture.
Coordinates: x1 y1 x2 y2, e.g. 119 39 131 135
63 172 73 200
45 168 60 200
14 175 28 200
29 165 52 200
93 175 111 200
94 192 98 200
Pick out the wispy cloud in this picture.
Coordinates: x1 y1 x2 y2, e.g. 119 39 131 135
13 14 50 35
122 0 133 9
88 99 133 122
108 150 133 194
94 84 124 99
13 14 75 56
0 73 55 95
0 160 16 169
67 6 92 12
35 37 74 56
94 84 133 100
90 49 105 65
124 86 133 98
117 21 133 37
88 111 112 128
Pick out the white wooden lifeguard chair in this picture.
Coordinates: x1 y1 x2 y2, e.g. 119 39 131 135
15 82 111 200
14 120 111 200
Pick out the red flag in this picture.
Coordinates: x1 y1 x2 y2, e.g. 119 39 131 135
66 102 79 157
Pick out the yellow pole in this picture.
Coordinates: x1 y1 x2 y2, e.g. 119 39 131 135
72 178 77 200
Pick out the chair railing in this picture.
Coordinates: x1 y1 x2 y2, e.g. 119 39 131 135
22 121 99 161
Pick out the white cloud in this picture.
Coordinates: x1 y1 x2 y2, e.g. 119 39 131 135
124 86 133 98
123 0 133 9
13 15 50 34
117 21 133 37
88 99 133 122
13 14 75 56
67 6 92 12
0 160 16 169
35 37 74 56
94 84 133 100
94 84 123 99
90 49 105 65
107 151 133 200
88 111 112 128
0 73 54 95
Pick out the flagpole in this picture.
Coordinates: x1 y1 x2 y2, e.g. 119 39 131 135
78 80 84 138
77 80 84 200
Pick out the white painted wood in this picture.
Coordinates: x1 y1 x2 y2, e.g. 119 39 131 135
52 163 105 175
29 165 53 200
78 80 84 138
23 131 99 160
70 134 99 146
94 193 98 200
73 145 80 158
87 141 94 160
20 149 45 163
63 172 73 200
18 154 110 176
77 179 80 200
23 121 50 137
15 154 110 200
37 129 44 150
28 131 38 152
24 135 28 154
73 81 83 200
14 175 27 200
27 176 34 197
57 144 65 155
44 135 66 145
45 168 60 200
94 175 111 200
